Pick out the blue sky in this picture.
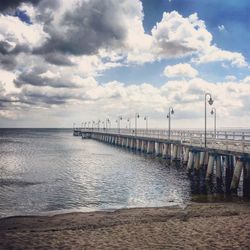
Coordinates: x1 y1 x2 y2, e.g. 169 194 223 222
99 0 250 85
0 0 250 128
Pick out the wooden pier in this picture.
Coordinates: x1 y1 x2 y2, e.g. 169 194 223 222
74 128 250 198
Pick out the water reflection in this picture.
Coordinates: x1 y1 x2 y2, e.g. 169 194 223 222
0 129 246 218
0 129 192 217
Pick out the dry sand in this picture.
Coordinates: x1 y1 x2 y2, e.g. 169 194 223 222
0 202 250 249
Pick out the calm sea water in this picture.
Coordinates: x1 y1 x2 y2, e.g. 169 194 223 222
0 128 227 218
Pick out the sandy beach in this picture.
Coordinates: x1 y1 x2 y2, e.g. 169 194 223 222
0 202 250 249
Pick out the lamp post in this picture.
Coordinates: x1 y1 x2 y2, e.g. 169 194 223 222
135 113 140 136
127 118 131 130
92 121 95 130
118 116 122 134
106 118 110 130
115 119 118 131
88 121 91 129
73 123 75 130
84 122 87 129
97 120 100 130
167 107 174 139
211 107 216 138
205 93 214 148
144 116 148 131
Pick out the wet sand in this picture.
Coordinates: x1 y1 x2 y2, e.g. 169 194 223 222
0 202 250 249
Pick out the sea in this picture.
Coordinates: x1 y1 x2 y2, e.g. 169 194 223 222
0 128 245 218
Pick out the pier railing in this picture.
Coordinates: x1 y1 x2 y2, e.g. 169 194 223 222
77 128 250 154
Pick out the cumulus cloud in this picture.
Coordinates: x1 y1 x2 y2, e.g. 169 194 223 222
151 12 212 59
163 63 198 78
126 11 247 67
0 1 249 127
34 0 143 56
194 46 247 67
0 0 42 11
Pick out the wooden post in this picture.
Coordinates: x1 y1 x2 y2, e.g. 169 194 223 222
130 138 134 149
136 139 140 151
162 143 168 159
204 152 209 166
199 152 205 167
187 152 194 171
155 142 160 156
147 141 152 154
225 155 234 193
167 144 171 158
230 159 243 192
126 138 129 148
183 147 189 164
243 161 250 198
172 144 178 160
216 155 222 180
206 155 214 180
194 152 200 170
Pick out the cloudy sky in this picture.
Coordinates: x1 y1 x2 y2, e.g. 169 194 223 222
0 0 250 129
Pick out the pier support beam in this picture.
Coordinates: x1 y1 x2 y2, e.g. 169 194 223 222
136 139 140 151
194 152 200 171
225 155 234 193
187 152 194 171
126 138 129 148
183 148 189 164
243 161 250 198
155 142 160 156
199 152 205 168
147 141 153 154
172 145 178 160
204 152 209 167
231 159 243 192
216 155 222 181
206 155 215 180
162 144 168 159
130 138 134 150
140 140 145 152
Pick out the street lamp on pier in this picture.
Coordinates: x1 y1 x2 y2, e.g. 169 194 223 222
106 118 110 130
127 118 131 130
167 107 174 140
88 121 91 129
211 107 217 138
116 116 122 134
135 113 140 136
118 116 122 133
205 93 214 148
97 120 101 130
92 121 95 130
144 116 148 131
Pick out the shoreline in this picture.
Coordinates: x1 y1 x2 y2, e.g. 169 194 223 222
1 202 250 249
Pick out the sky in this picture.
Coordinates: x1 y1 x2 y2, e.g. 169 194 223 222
0 0 250 129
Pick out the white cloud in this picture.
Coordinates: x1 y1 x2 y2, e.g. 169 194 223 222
125 10 247 67
195 46 247 67
225 75 237 82
218 25 225 31
0 2 249 127
163 63 198 78
0 14 48 51
151 12 212 59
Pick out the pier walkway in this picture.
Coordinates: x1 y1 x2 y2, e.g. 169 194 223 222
74 127 250 197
